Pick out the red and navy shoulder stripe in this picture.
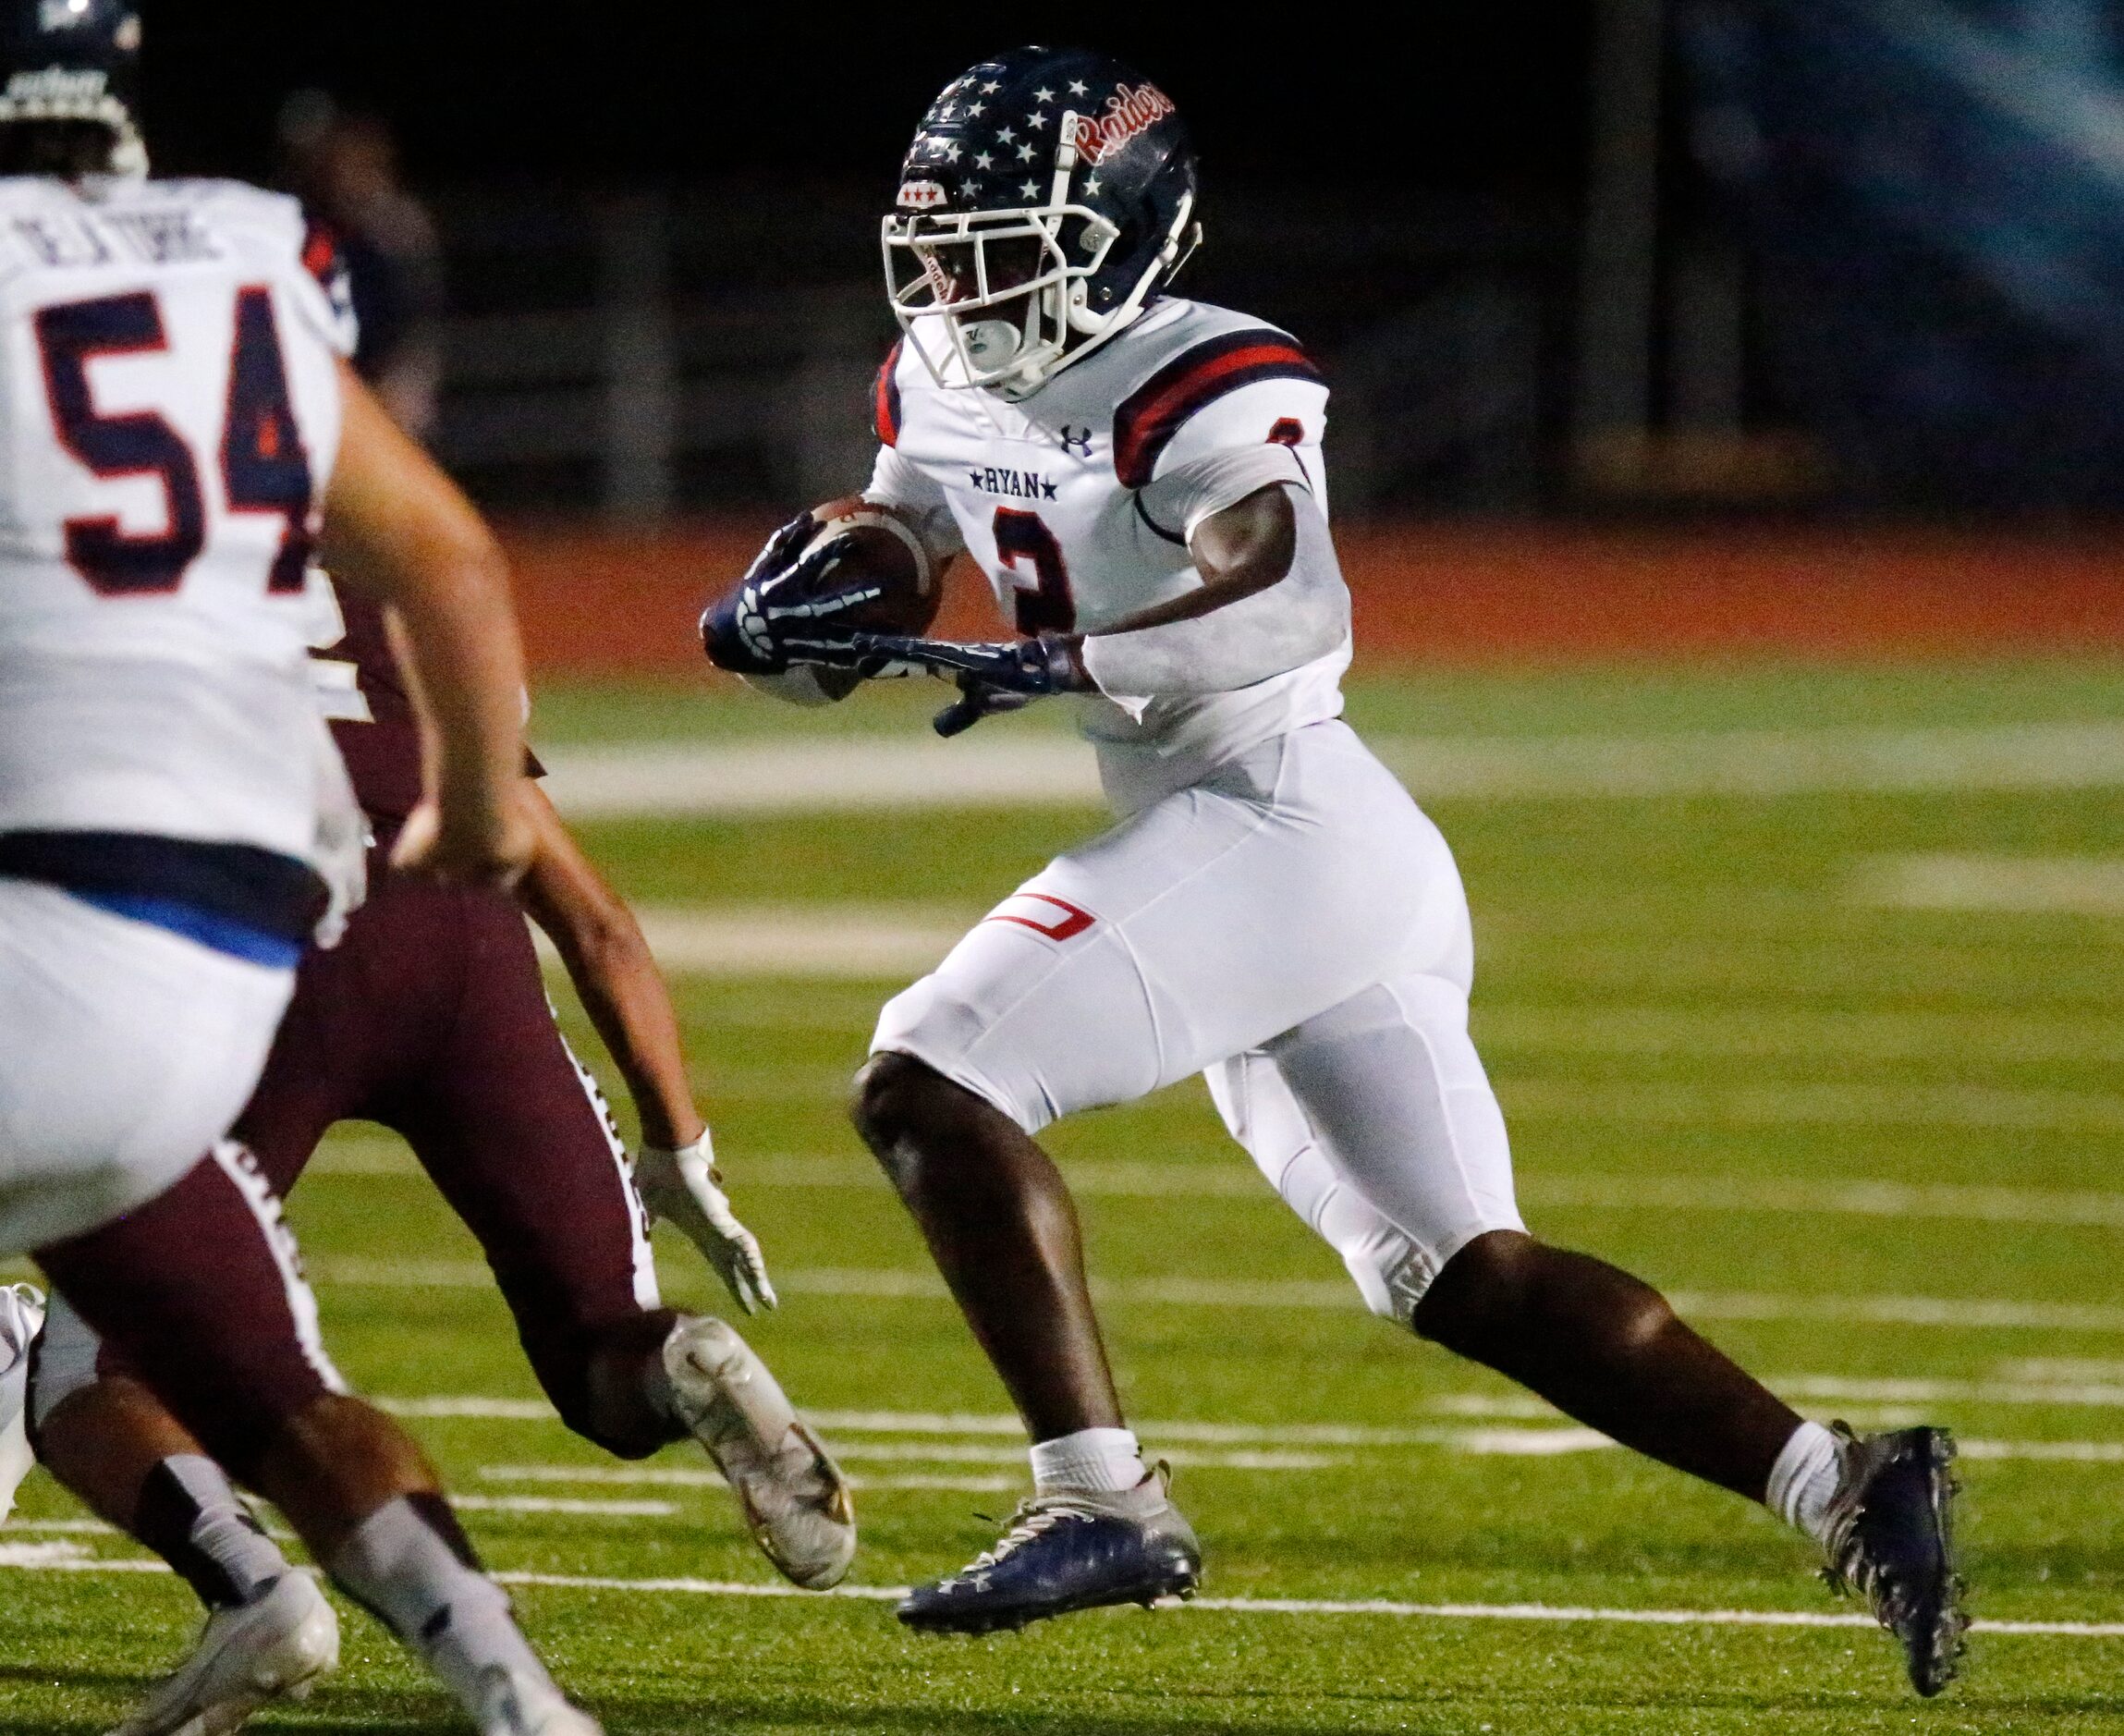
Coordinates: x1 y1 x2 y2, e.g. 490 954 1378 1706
873 338 905 446
299 215 346 294
1112 327 1321 488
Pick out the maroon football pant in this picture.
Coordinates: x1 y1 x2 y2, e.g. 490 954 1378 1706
37 1143 344 1483
53 847 677 1459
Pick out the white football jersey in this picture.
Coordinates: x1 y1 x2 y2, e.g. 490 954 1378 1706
866 297 1347 808
0 175 356 864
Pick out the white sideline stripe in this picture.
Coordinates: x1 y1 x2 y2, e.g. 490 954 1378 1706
1531 1173 2124 1230
734 1155 2124 1231
1961 1439 2124 1462
1773 1375 2124 1409
3 1547 2114 1637
1667 1292 2124 1334
449 1495 676 1518
1501 1080 2124 1135
333 1263 2124 1335
316 1144 2124 1229
539 722 2124 817
532 906 965 980
473 1466 1024 1496
1857 854 2124 916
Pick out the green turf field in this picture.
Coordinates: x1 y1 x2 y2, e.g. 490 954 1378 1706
8 661 2124 1732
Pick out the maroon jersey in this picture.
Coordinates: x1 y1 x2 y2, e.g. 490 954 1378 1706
313 583 425 822
312 581 541 821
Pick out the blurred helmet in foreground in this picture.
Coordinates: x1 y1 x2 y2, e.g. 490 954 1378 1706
0 0 144 177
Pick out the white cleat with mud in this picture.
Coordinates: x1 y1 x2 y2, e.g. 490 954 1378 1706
473 1666 604 1736
662 1316 856 1589
0 1282 44 1525
110 1570 339 1736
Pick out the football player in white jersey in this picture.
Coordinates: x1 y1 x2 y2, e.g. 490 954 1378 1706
0 6 599 1731
705 46 1966 1696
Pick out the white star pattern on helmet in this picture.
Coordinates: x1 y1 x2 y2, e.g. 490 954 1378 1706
996 126 1016 143
1028 112 1048 130
973 151 994 168
981 80 1000 93
944 141 960 159
1016 142 1036 161
1019 180 1040 197
1084 177 1102 194
1068 79 1089 95
968 102 984 116
1033 87 1055 104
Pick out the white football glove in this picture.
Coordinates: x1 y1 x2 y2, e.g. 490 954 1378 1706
633 1131 777 1314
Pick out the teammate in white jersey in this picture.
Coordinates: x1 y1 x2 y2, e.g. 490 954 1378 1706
705 46 1966 1695
0 7 598 1731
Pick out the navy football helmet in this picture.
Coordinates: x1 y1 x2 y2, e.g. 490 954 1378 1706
883 45 1200 397
0 0 144 177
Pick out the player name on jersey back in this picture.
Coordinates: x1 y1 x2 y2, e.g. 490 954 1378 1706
0 175 358 865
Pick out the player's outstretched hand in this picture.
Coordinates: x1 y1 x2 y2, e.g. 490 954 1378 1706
390 782 538 890
634 1131 777 1314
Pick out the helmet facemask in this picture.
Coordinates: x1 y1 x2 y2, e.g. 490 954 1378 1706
883 109 1192 400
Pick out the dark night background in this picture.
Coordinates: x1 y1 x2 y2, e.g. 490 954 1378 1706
144 8 1594 196
128 6 2124 519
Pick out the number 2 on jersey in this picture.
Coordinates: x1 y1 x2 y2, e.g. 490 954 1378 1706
992 506 1075 634
35 286 314 597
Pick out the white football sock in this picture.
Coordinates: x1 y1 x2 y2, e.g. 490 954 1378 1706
1030 1427 1146 1496
1766 1420 1844 1546
325 1494 555 1712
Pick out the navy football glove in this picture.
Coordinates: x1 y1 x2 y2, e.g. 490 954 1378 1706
842 632 1088 737
699 513 882 673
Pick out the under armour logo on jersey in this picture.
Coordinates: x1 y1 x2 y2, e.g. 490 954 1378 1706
1057 424 1094 457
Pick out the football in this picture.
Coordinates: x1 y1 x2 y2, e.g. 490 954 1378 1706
742 497 940 705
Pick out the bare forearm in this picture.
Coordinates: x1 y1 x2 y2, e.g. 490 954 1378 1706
546 924 703 1152
517 786 703 1152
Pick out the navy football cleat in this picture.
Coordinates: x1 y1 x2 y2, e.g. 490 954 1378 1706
1820 1424 1968 1696
898 1473 1202 1635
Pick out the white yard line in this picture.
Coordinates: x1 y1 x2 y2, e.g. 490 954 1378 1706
1773 1375 2124 1409
1530 1173 2124 1229
540 722 2124 818
531 906 966 980
323 1265 2124 1335
449 1495 676 1518
3 1544 2113 1636
1855 854 2124 917
732 1155 2124 1230
316 1144 2124 1229
1500 1080 2124 1134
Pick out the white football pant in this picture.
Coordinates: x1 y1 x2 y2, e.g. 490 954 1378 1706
873 719 1524 1320
0 879 294 1253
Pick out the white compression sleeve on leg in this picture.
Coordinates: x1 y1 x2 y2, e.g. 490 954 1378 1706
1080 485 1349 700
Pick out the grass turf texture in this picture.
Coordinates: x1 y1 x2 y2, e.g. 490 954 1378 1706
7 662 2124 1731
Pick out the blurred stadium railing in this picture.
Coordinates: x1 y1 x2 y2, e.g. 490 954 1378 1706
428 182 1572 524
